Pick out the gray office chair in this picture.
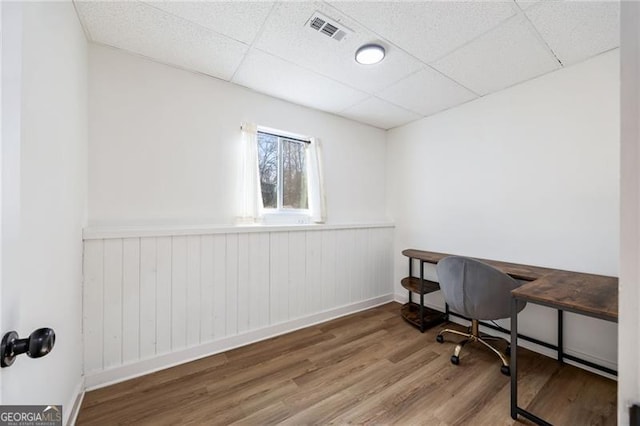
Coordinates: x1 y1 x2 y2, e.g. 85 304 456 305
435 256 527 376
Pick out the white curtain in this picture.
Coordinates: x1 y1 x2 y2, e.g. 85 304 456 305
306 137 326 223
237 122 263 224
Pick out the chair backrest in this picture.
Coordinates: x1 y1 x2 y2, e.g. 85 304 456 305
436 256 526 320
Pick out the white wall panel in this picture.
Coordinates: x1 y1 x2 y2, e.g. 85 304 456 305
320 230 337 310
344 230 358 303
237 233 250 333
83 225 394 379
363 229 375 300
186 235 201 346
212 234 227 339
269 232 289 324
288 231 306 319
122 238 140 363
305 231 323 314
248 233 270 329
354 229 368 301
155 237 172 354
103 239 123 368
139 237 157 359
200 235 214 342
83 240 104 373
380 228 394 298
225 233 239 335
171 236 187 350
334 230 351 306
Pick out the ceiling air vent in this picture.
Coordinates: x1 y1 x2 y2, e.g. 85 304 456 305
306 11 353 42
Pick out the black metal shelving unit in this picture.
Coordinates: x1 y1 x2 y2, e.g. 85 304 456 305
400 255 446 332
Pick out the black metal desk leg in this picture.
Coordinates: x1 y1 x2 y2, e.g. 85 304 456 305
419 260 425 332
558 309 564 363
510 297 518 420
420 293 425 332
408 258 413 304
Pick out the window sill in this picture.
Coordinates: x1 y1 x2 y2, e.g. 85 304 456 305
260 212 311 225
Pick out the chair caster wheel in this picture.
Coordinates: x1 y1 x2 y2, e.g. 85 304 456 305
436 335 444 343
501 365 510 376
450 355 460 365
505 345 511 356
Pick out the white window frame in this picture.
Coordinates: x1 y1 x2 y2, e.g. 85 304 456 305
257 126 311 222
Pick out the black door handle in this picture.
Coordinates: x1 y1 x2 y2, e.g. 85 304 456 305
0 328 55 367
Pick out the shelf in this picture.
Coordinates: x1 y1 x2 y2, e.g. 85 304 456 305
401 277 440 295
401 302 446 331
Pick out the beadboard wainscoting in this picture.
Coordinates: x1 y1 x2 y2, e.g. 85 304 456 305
82 224 394 388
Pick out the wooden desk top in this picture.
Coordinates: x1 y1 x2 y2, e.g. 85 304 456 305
401 249 556 281
512 271 618 321
402 248 618 322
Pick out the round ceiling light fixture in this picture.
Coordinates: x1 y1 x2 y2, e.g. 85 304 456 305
355 43 386 65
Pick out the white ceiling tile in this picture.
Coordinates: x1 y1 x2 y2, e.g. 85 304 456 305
232 49 369 114
340 97 421 130
142 1 274 44
515 0 541 10
75 1 248 80
433 16 560 96
378 67 478 116
329 1 517 63
253 1 423 93
525 1 620 66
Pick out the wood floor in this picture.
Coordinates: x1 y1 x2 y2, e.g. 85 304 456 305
77 302 616 425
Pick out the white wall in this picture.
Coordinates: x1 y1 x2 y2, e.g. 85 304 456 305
88 45 388 227
387 50 620 369
619 2 640 424
1 2 87 422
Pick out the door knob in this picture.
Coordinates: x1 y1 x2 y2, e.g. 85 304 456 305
0 328 55 367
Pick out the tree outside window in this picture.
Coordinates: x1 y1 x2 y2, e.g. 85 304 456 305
257 131 308 211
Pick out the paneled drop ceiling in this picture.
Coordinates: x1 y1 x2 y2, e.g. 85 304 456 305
74 0 620 130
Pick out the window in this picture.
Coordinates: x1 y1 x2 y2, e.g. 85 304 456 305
257 130 309 212
238 122 324 224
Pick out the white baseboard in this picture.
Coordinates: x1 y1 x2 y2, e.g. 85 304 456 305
393 293 617 380
393 292 411 305
65 378 85 426
85 294 394 390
